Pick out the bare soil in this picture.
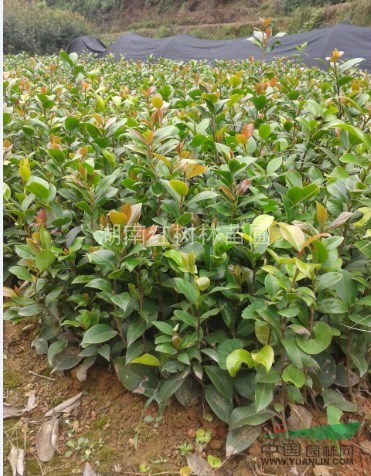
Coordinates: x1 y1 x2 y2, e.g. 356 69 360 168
3 321 371 475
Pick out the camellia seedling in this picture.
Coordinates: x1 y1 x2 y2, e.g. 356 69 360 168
3 46 370 458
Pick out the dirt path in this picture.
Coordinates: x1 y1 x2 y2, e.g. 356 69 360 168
3 321 371 475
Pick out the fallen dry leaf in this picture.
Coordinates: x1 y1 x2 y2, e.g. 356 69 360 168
23 392 37 413
226 425 261 457
45 392 82 417
76 357 96 383
7 446 24 476
4 404 23 419
186 454 214 476
359 440 371 453
287 404 312 431
36 416 59 462
83 462 97 476
313 466 332 476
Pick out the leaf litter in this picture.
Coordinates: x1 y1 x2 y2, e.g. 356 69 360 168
35 415 60 462
44 392 82 417
7 445 25 476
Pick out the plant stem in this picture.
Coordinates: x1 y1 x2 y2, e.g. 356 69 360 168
280 315 288 434
346 329 354 402
113 278 127 347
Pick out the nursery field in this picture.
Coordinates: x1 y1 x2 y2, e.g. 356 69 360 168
3 49 371 475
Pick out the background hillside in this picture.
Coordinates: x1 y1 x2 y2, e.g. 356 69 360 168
47 0 371 39
4 0 371 54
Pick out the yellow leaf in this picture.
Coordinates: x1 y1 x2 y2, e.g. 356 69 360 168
235 134 247 145
220 185 235 201
279 223 305 251
19 165 31 183
170 179 189 197
153 153 171 167
119 203 132 220
185 163 208 179
316 202 328 231
269 226 281 244
353 207 371 228
32 232 40 243
3 287 17 298
301 233 330 250
109 210 128 225
239 232 253 243
251 345 274 372
26 238 41 255
77 146 89 156
179 467 192 476
151 94 163 109
92 113 103 125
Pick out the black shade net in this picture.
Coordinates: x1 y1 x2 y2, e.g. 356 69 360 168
66 23 371 70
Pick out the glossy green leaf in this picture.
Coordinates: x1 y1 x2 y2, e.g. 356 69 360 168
315 272 343 291
170 179 188 197
158 370 190 403
186 191 219 206
226 349 254 377
317 298 348 314
174 278 199 306
327 405 343 426
282 365 305 388
259 124 271 140
81 324 118 347
36 250 56 272
251 345 274 372
25 177 50 200
204 385 233 423
255 383 274 412
279 223 305 251
322 389 357 412
9 266 33 282
296 322 332 354
205 366 233 401
130 353 160 366
230 404 273 429
110 292 130 312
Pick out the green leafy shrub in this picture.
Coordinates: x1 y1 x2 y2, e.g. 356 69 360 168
145 0 177 13
4 0 90 55
3 49 370 454
46 0 122 18
287 6 328 33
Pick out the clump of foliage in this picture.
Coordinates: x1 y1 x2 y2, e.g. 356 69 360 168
287 6 328 33
46 0 122 18
3 0 90 55
3 43 370 456
144 0 178 13
283 0 346 14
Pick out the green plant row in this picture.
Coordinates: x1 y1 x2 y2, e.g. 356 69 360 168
3 50 370 455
